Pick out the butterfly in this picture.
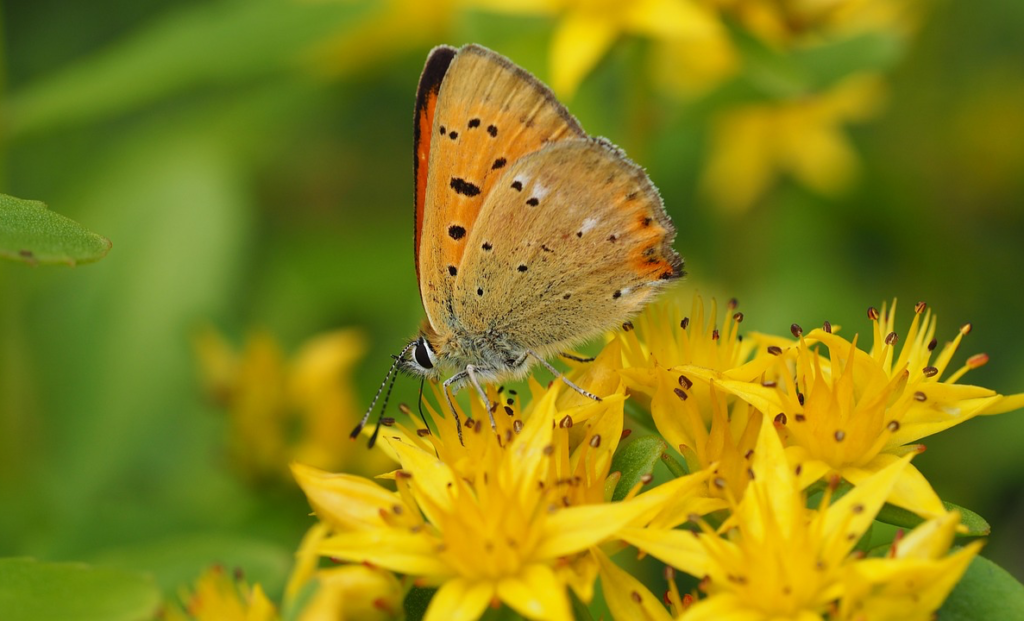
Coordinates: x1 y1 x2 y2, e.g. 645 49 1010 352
353 44 683 446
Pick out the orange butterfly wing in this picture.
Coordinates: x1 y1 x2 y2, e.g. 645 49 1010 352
414 44 585 332
413 45 456 291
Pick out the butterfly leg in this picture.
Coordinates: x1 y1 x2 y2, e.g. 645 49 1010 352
527 350 602 402
465 364 497 432
442 371 467 444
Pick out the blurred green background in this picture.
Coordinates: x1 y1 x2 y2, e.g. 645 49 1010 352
1 0 1023 607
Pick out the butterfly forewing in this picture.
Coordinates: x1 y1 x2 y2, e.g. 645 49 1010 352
454 139 683 356
417 44 586 333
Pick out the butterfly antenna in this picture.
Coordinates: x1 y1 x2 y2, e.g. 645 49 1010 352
351 342 414 443
367 366 401 448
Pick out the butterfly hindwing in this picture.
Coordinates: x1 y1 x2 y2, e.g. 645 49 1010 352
416 44 586 332
453 138 683 355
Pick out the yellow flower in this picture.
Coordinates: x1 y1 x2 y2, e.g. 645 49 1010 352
700 73 886 213
165 526 403 621
613 295 774 503
619 416 916 620
193 326 390 483
163 565 277 621
617 295 763 401
293 383 711 621
679 300 1024 518
839 511 982 621
286 523 404 621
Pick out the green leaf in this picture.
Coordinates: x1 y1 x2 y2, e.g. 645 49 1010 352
0 557 160 621
721 20 904 102
0 194 111 266
610 435 668 501
876 501 991 537
939 555 1024 620
790 32 904 90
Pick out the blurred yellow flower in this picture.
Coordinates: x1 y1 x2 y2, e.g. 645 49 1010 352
193 326 391 483
165 526 403 621
701 73 886 213
708 0 924 47
163 565 277 621
481 0 725 98
293 383 712 621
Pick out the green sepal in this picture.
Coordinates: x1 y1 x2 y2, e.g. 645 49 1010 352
610 435 668 501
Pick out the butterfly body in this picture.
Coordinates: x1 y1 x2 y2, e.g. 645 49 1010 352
353 44 683 444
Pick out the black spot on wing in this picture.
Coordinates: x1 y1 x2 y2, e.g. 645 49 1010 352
468 118 480 128
526 197 539 207
449 131 459 140
482 242 493 251
511 180 523 192
487 124 498 137
450 178 481 197
448 265 458 276
492 157 507 170
517 264 528 272
448 225 466 240
439 126 446 135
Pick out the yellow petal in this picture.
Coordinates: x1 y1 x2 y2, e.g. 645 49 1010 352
386 437 457 517
291 463 399 530
424 578 494 621
536 472 709 558
319 530 452 577
844 456 946 519
286 523 329 600
247 585 277 621
678 592 766 621
617 526 710 578
978 391 1024 415
497 563 572 621
625 0 720 39
677 365 790 415
822 454 910 555
593 548 673 621
550 11 619 97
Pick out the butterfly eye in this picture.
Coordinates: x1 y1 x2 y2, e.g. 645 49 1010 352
414 337 434 370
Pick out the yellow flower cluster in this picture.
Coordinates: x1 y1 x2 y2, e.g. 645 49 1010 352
193 326 392 483
262 293 1019 620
